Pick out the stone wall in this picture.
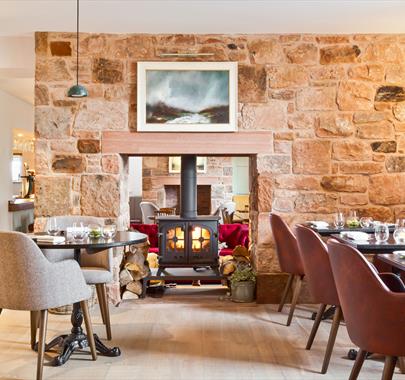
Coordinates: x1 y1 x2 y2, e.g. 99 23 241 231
35 32 405 302
142 156 233 212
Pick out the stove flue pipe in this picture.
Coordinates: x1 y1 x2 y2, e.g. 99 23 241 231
180 155 197 218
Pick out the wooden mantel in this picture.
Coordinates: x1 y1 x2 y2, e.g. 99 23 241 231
102 131 272 156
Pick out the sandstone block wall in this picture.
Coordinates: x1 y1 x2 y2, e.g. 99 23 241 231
35 32 405 302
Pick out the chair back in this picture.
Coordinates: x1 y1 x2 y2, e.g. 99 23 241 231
43 216 112 271
269 213 304 275
327 239 405 356
140 202 159 224
295 225 339 305
0 231 90 311
0 231 50 310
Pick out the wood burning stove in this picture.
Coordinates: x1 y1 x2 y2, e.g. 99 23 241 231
157 155 220 273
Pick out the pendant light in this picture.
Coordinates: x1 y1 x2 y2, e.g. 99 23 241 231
67 0 88 98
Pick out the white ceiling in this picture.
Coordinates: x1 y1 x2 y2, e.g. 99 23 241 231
1 0 405 36
1 0 405 104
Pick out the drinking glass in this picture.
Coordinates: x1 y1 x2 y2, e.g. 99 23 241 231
393 227 405 244
72 222 86 241
360 217 373 228
47 217 60 236
334 212 345 229
374 223 389 243
102 224 117 239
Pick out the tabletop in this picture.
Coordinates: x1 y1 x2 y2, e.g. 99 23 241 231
331 233 405 253
310 224 395 237
376 253 405 272
33 231 148 250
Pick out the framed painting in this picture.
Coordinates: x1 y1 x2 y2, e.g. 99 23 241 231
169 156 207 174
137 61 237 132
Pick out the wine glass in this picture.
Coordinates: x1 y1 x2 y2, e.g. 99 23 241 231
374 223 389 243
72 222 86 241
47 217 60 236
360 217 373 228
102 224 117 239
334 211 345 229
395 218 405 228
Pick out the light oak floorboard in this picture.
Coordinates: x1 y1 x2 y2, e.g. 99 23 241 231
0 286 395 380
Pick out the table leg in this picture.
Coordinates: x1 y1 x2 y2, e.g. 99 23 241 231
46 249 121 366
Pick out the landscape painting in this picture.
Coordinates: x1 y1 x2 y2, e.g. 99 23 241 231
137 62 237 132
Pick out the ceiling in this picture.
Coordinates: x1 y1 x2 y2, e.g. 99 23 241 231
1 0 405 36
0 0 404 105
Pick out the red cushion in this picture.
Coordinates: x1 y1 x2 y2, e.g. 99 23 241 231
130 223 158 248
149 247 159 254
218 224 249 249
219 248 234 256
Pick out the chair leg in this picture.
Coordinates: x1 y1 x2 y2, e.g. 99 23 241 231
95 284 106 325
286 275 303 327
306 303 327 350
348 348 367 380
36 310 48 380
30 311 39 350
80 300 97 361
321 305 342 374
399 357 405 374
381 356 397 380
278 274 294 313
100 284 112 340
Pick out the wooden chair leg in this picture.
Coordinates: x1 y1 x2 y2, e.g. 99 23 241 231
96 284 106 325
36 310 48 380
382 356 397 380
80 300 97 361
306 304 327 350
286 275 303 327
278 274 294 313
321 305 342 374
30 311 39 350
398 357 405 374
348 348 367 380
100 284 112 340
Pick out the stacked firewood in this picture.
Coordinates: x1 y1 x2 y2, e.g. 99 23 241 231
119 241 150 299
219 245 251 276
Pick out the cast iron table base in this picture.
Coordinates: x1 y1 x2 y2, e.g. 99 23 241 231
35 301 120 366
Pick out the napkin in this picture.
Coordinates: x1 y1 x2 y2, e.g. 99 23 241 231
340 231 370 241
308 221 329 229
35 235 66 244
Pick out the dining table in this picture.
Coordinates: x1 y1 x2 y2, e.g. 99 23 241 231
33 231 148 366
376 253 405 275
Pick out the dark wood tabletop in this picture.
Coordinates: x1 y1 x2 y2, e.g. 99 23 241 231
331 233 405 253
34 230 148 250
376 253 405 272
309 224 395 237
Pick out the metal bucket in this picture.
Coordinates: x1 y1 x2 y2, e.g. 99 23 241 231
231 280 255 303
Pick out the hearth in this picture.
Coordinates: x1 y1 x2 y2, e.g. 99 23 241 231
156 155 220 273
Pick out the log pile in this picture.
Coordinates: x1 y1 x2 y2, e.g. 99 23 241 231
119 241 150 299
219 245 251 276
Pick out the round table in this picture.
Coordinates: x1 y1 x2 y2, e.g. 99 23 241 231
34 231 148 366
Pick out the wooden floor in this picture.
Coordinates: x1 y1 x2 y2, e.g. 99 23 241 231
0 286 396 380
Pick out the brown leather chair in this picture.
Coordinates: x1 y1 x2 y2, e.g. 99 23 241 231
295 225 342 374
269 213 305 326
327 240 405 380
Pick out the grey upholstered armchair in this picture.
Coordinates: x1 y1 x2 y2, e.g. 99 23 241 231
41 216 114 340
0 231 96 380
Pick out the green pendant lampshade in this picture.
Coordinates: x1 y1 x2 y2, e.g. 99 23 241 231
68 84 88 98
68 0 87 98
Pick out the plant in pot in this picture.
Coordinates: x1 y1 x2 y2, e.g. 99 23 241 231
229 263 256 303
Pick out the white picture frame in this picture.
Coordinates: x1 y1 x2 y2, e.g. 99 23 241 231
169 157 207 174
137 61 238 132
